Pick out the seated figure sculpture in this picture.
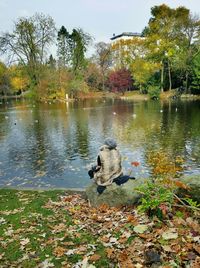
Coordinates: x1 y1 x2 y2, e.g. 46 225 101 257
88 138 135 194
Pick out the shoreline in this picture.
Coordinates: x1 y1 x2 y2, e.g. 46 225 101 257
1 91 200 102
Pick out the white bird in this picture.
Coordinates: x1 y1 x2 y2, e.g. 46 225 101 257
175 108 178 112
132 113 137 118
113 112 116 115
160 109 163 113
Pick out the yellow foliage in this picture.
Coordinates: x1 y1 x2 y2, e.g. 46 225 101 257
11 77 28 91
147 150 184 178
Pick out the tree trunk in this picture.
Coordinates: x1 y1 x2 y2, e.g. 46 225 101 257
102 75 105 91
139 84 142 94
185 71 189 93
160 63 164 93
168 59 172 91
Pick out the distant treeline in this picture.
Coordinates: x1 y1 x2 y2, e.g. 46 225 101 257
0 4 199 100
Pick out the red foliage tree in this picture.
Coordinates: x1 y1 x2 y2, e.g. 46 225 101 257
107 69 133 94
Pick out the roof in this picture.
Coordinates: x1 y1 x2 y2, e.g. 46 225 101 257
110 32 141 40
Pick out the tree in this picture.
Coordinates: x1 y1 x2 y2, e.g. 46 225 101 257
173 14 200 91
9 65 29 95
94 42 112 90
57 26 71 68
143 5 197 91
47 54 56 69
191 52 200 94
107 69 133 94
0 13 56 86
56 27 92 74
111 37 146 69
83 60 102 90
0 61 10 96
130 58 160 92
70 28 92 73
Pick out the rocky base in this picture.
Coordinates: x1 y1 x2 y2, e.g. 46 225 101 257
178 175 200 203
85 178 148 207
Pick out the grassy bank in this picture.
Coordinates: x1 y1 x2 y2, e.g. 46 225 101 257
0 189 200 267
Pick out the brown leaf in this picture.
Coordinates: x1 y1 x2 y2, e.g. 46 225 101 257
127 215 137 224
119 257 135 268
53 246 66 257
118 237 128 244
90 254 101 262
193 244 200 255
174 180 190 190
138 233 150 240
106 248 115 259
118 251 128 262
63 196 73 202
191 256 200 268
98 203 109 212
100 235 110 243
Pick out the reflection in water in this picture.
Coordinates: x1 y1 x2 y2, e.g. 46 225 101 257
0 98 199 189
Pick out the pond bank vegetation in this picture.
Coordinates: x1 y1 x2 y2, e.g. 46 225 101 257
0 4 200 103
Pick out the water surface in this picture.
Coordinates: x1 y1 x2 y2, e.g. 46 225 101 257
0 98 199 189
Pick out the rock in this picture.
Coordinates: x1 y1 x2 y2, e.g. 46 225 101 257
178 175 200 203
85 178 148 207
144 249 161 265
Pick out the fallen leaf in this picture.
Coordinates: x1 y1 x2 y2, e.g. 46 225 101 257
109 237 118 243
106 248 115 259
65 249 76 256
162 229 178 240
53 246 66 257
193 244 200 255
38 259 54 268
134 224 148 234
191 256 200 268
20 238 30 246
131 161 140 167
162 245 174 252
89 253 101 262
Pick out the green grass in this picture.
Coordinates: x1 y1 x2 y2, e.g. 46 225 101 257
0 189 71 266
0 189 110 267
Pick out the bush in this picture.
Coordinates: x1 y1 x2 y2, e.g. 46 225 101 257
136 180 174 219
69 78 89 98
147 85 160 99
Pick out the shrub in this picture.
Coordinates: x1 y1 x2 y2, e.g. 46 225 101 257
147 85 160 99
136 180 174 219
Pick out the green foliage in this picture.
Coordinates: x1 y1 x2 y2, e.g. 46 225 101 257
57 26 71 68
57 27 92 73
69 77 89 98
0 13 56 86
136 181 174 219
182 197 200 208
95 42 112 90
191 52 200 94
0 61 10 95
24 88 38 100
143 5 200 91
147 85 160 99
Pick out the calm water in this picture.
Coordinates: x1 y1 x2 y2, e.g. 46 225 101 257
0 98 199 189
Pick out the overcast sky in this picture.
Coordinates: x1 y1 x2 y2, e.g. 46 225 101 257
0 0 200 56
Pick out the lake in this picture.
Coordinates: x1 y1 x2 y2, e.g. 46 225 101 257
0 98 199 189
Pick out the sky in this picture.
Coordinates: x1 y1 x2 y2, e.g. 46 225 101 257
0 0 200 57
